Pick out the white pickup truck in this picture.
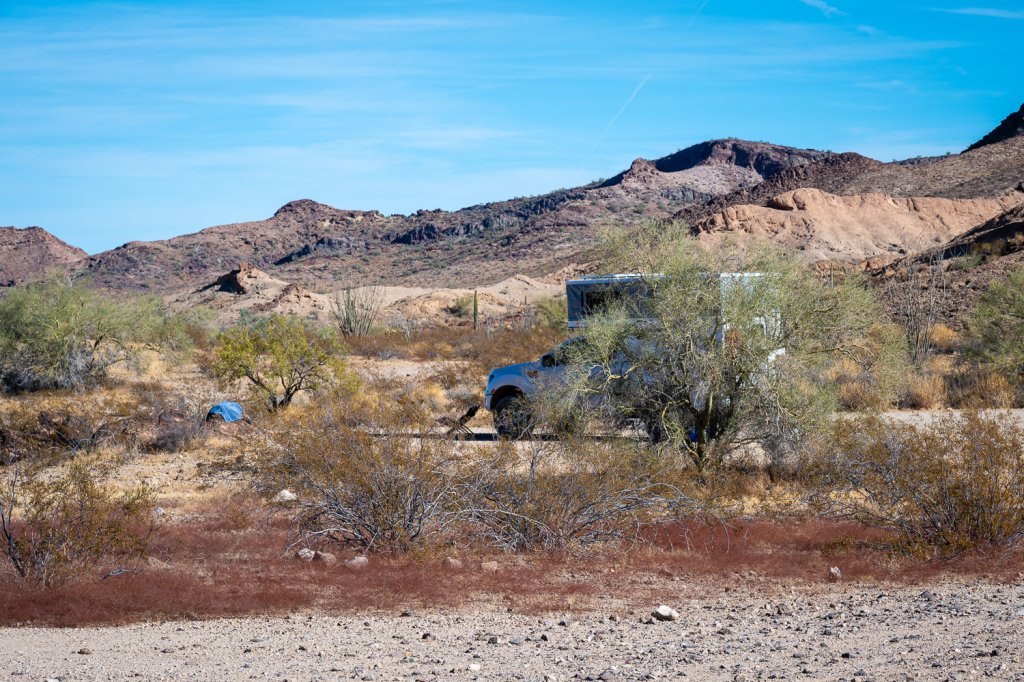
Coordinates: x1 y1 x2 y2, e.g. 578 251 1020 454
482 273 781 437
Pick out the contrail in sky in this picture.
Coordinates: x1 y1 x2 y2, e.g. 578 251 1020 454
591 1 709 153
596 73 652 145
687 0 710 28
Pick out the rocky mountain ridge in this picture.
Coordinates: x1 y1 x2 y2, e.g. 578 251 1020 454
3 103 1023 299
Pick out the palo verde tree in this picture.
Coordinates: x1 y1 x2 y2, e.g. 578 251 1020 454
569 224 897 473
212 314 347 409
0 275 191 392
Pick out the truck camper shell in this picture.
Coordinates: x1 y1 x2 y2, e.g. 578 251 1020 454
566 272 773 330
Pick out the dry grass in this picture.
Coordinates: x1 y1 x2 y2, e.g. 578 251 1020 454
899 373 947 410
927 323 960 353
346 325 567 377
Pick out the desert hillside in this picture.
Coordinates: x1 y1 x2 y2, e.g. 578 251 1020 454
0 226 87 287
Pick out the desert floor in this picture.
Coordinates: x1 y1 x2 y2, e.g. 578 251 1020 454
3 578 1022 681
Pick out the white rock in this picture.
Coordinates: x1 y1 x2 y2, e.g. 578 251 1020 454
274 489 298 503
295 548 316 561
346 556 369 570
828 566 842 582
468 663 482 672
651 605 680 622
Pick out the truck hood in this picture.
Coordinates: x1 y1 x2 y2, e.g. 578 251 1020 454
487 360 538 383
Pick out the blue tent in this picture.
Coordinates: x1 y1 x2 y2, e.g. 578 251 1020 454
206 402 245 423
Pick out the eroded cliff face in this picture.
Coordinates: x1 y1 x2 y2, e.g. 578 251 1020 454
693 188 1024 263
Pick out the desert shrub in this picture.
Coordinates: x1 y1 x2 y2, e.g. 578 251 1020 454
458 437 694 551
147 419 204 453
575 225 898 472
0 404 138 465
212 314 350 409
968 268 1024 375
1 461 154 586
830 323 911 411
446 294 475 319
818 412 1024 553
534 294 568 332
332 287 384 338
945 366 1017 409
261 399 460 553
0 277 192 393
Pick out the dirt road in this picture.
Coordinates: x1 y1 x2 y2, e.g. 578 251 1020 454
3 579 1022 681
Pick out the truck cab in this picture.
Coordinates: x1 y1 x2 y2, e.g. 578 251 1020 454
484 336 589 437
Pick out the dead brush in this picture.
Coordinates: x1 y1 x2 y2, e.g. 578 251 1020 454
817 411 1024 554
260 397 464 554
457 437 700 551
1 459 154 586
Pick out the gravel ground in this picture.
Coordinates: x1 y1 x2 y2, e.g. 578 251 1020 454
3 580 1023 681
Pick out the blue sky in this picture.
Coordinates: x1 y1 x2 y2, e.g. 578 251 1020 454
1 1 1021 253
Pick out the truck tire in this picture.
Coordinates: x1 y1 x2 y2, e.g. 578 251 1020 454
493 394 532 439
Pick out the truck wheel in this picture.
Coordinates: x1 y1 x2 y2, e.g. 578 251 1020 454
493 394 532 439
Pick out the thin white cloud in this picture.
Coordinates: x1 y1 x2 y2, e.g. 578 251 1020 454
798 0 846 17
931 7 1024 19
595 74 652 148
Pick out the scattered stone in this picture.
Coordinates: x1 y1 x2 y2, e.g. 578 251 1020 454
422 632 435 641
345 556 369 570
776 603 793 616
273 489 298 503
401 610 414 617
295 548 316 561
651 605 680 622
77 648 92 655
312 551 337 566
481 560 500 573
828 566 842 582
153 507 166 517
442 557 463 570
468 663 482 672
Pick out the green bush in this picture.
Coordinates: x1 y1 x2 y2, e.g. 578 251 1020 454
0 277 191 392
212 314 349 409
968 268 1024 375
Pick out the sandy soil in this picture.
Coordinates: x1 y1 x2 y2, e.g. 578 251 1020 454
2 579 1022 681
